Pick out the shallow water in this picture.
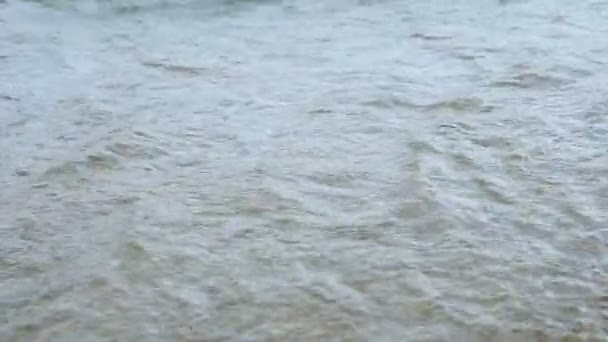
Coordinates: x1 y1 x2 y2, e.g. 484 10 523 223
1 0 607 340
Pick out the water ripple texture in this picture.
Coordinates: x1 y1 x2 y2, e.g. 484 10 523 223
1 0 607 341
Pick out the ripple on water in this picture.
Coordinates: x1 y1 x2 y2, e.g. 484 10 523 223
86 153 121 170
489 71 572 90
141 61 208 77
362 95 495 114
410 32 452 41
40 161 83 183
425 97 495 113
105 141 168 159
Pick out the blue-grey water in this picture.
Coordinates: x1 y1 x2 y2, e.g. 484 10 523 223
1 0 607 340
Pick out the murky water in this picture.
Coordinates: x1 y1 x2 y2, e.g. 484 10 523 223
1 0 608 340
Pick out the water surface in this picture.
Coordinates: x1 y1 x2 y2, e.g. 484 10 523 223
1 0 608 340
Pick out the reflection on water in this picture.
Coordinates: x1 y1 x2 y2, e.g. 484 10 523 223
1 0 607 340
